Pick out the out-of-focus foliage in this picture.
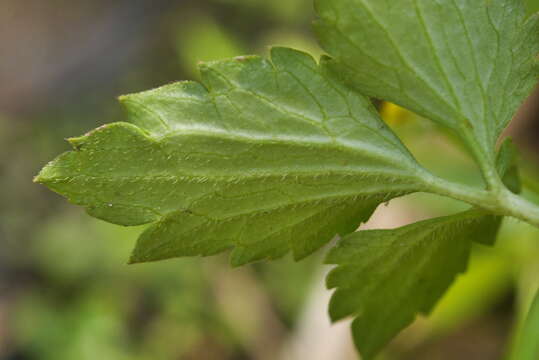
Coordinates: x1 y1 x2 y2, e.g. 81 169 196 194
176 15 245 77
527 0 539 13
215 0 312 22
509 285 539 360
8 211 320 360
2 0 539 359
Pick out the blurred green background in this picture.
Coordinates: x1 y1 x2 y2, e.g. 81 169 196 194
1 1 539 359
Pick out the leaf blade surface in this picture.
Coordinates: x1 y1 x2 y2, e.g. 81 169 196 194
36 48 427 265
326 210 499 359
315 0 539 163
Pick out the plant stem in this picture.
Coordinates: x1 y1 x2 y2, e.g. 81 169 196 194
423 174 539 228
498 189 539 228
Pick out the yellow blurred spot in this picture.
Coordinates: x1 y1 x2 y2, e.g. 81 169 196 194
380 102 414 125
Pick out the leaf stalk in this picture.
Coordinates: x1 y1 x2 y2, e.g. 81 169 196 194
423 174 539 229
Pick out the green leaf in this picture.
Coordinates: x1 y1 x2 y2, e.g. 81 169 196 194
35 47 428 266
325 210 499 360
326 138 520 358
510 288 539 360
314 0 539 167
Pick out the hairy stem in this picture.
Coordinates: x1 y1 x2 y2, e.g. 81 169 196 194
498 190 539 229
423 174 539 228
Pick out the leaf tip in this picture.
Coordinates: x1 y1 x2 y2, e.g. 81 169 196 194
327 303 342 324
67 135 86 150
32 173 45 184
127 256 140 265
269 46 317 69
33 162 55 185
228 250 251 268
117 94 136 111
128 250 146 265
